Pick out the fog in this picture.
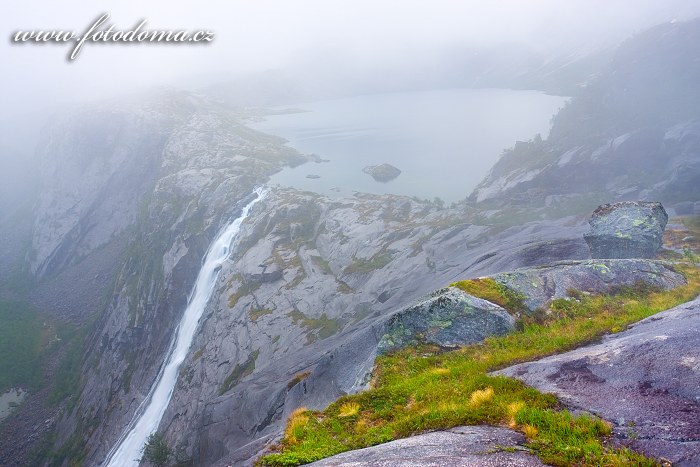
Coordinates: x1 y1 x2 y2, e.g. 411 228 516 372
2 0 700 209
3 1 700 109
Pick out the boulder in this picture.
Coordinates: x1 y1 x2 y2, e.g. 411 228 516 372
492 259 686 312
584 201 668 258
308 426 546 466
494 296 700 467
377 287 515 354
362 163 401 182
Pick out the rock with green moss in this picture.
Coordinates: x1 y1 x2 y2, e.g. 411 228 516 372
377 287 515 354
492 259 685 312
584 201 668 259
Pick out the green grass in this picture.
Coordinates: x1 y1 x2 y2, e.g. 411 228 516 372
0 300 45 392
259 264 700 466
49 324 88 407
452 277 528 315
343 252 393 275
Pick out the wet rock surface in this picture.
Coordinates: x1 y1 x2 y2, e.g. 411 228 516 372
492 259 685 311
495 296 700 467
584 201 668 259
162 189 592 466
377 287 515 353
307 426 546 467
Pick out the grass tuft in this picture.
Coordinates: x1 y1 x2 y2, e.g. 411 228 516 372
451 277 528 315
338 402 361 418
522 424 539 439
285 408 310 445
507 401 525 428
468 387 494 408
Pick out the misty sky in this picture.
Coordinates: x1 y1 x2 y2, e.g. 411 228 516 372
3 0 700 110
2 1 700 214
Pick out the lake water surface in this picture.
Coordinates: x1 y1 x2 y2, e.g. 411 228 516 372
250 88 566 202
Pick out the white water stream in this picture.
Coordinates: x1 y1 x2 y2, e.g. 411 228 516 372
105 188 266 466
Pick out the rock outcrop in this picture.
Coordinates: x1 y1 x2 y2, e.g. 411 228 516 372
161 189 593 466
308 426 546 467
496 296 700 467
362 163 401 182
492 259 685 311
377 287 515 354
584 201 668 259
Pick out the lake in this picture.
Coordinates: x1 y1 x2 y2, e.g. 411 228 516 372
250 88 566 202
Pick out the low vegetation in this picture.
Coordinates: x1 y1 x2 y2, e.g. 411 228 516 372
259 264 700 466
219 350 260 395
142 432 172 467
343 252 393 275
0 300 45 392
451 277 527 315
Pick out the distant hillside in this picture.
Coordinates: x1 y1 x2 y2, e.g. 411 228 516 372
471 18 700 212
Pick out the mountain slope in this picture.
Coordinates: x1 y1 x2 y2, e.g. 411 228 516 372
471 19 700 212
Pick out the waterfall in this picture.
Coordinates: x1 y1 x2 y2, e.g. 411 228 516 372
104 187 267 466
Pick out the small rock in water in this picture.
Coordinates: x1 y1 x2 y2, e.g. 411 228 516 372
306 174 321 179
362 163 401 182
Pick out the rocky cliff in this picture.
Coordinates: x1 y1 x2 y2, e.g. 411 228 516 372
158 189 592 465
0 90 306 466
3 17 700 467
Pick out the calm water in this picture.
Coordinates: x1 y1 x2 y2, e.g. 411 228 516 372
251 88 566 202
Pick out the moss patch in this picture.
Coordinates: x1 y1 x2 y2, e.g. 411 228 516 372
288 311 341 341
451 278 528 315
219 350 260 395
343 252 393 275
249 307 274 322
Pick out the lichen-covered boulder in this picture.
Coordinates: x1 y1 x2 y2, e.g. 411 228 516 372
377 287 514 354
584 201 668 259
492 259 685 312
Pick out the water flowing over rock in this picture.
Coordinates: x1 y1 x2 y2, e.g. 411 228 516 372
495 296 700 467
584 201 668 259
104 189 266 467
377 287 515 354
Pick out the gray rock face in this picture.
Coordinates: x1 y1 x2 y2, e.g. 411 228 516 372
584 201 668 259
492 259 686 311
307 426 546 467
20 91 307 467
495 296 700 467
377 287 515 354
160 189 592 467
362 163 401 182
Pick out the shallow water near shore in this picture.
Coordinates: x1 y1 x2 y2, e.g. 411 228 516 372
250 88 566 202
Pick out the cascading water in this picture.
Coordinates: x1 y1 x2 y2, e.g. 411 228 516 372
104 187 267 466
